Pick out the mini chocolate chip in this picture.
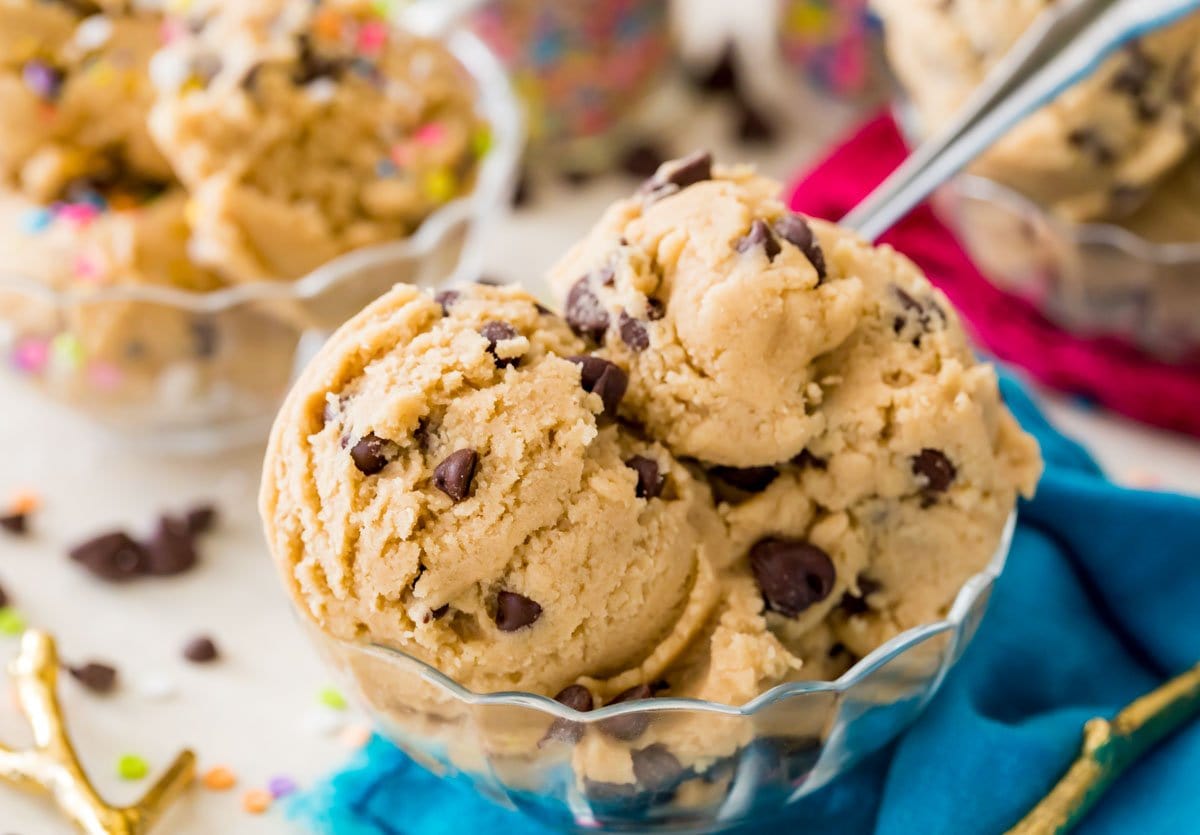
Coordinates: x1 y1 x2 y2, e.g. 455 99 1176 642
69 532 149 582
645 298 665 320
625 456 665 499
750 538 836 618
912 449 956 493
434 289 460 314
694 42 738 93
494 590 542 632
0 513 28 536
640 150 713 197
735 100 777 144
22 60 64 101
185 504 217 536
564 278 609 343
69 662 117 694
774 214 827 281
145 515 198 576
791 449 828 470
567 356 628 419
632 744 684 791
183 636 219 663
620 141 669 179
839 575 882 616
351 433 394 476
434 449 479 502
480 321 520 368
599 683 655 740
618 312 650 352
710 466 778 493
735 219 781 261
1067 128 1115 166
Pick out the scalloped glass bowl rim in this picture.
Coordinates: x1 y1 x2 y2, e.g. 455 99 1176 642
0 28 523 313
322 512 1016 723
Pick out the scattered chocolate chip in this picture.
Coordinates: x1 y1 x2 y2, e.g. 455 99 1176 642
619 140 669 179
911 449 956 493
433 289 460 314
69 662 117 694
618 312 650 352
69 532 149 582
791 450 828 470
735 219 781 261
632 744 684 791
22 60 64 101
480 321 520 368
758 734 823 783
645 298 666 320
709 466 778 493
734 100 777 144
185 504 217 536
0 513 28 536
144 515 198 576
564 278 610 343
599 684 654 741
693 42 738 93
567 355 628 419
542 684 595 745
640 150 713 198
1067 128 1115 166
625 456 665 499
774 214 827 281
350 433 394 476
1111 41 1156 99
839 575 882 616
494 590 542 632
183 636 219 663
433 449 479 502
890 285 945 341
750 538 836 618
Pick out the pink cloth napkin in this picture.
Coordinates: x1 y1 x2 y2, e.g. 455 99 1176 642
786 113 1200 438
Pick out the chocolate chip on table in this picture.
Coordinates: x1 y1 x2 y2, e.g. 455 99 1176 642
734 100 777 144
145 515 198 576
434 449 479 502
479 321 520 368
911 449 956 494
494 590 542 632
618 312 650 352
639 150 713 198
0 513 28 536
69 662 118 694
735 219 781 261
567 356 628 419
749 538 836 618
434 289 460 314
564 278 610 343
774 214 827 281
185 504 217 536
625 456 666 500
350 433 395 476
183 635 219 663
69 532 150 582
599 683 655 741
791 450 827 471
709 466 778 493
22 60 64 101
839 575 882 616
619 140 669 179
632 744 684 791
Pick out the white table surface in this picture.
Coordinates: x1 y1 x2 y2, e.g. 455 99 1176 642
3 69 1200 835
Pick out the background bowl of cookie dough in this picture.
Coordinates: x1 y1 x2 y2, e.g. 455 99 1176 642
303 514 1014 833
0 29 521 454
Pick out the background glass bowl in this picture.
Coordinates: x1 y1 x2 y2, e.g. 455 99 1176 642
0 30 522 455
302 514 1015 834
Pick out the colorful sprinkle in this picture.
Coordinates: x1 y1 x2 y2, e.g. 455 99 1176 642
9 490 41 515
267 775 298 798
389 142 415 167
356 21 389 54
0 608 26 637
202 766 237 791
18 208 54 235
57 203 100 229
414 121 447 146
50 333 84 370
242 788 272 814
318 686 347 710
471 125 493 158
12 338 50 374
117 754 150 781
73 252 106 283
86 361 123 390
375 158 398 177
422 168 456 204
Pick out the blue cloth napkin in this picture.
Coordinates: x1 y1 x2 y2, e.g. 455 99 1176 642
290 375 1200 835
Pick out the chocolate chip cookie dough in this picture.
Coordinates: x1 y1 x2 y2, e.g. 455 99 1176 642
874 0 1200 222
148 0 488 283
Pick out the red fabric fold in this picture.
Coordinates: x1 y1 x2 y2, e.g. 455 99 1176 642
786 113 1200 437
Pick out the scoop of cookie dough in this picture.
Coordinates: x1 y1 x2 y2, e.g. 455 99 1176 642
261 283 745 698
874 0 1200 221
548 153 867 467
149 0 488 282
0 0 172 202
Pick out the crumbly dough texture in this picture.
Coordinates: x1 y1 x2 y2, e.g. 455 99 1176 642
874 0 1200 222
148 0 485 283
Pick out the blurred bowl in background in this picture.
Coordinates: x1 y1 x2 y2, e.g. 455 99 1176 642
0 30 522 454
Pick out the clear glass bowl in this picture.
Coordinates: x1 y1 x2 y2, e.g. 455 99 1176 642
0 30 522 454
935 174 1200 365
302 514 1015 833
